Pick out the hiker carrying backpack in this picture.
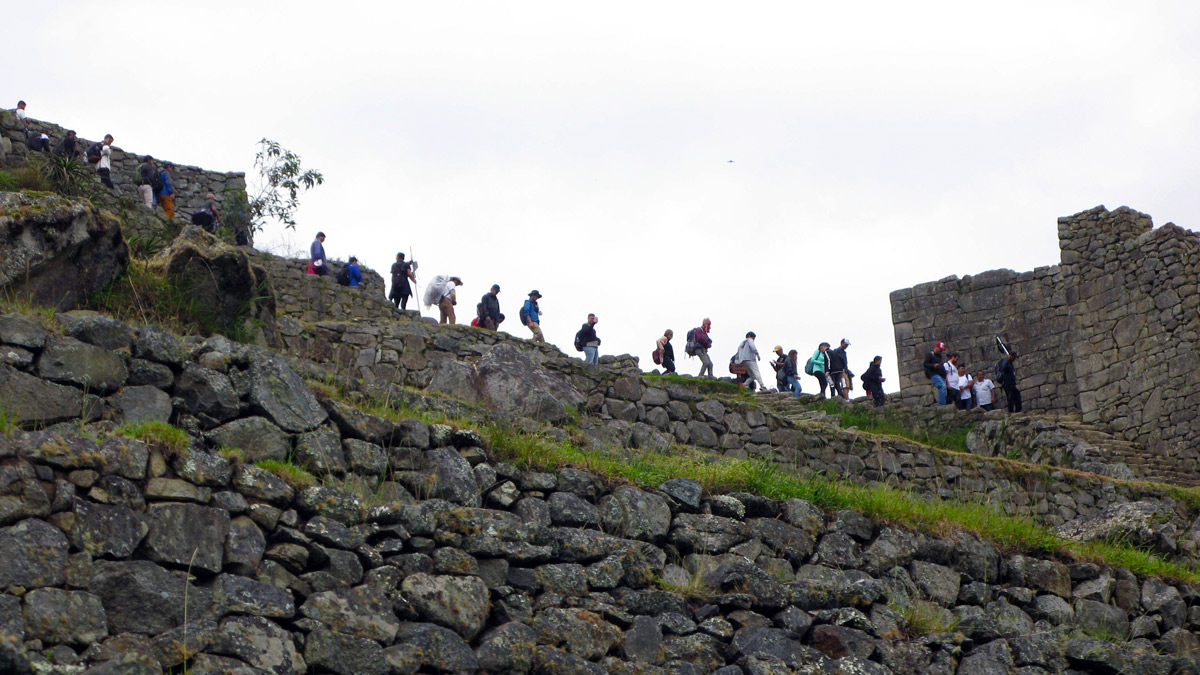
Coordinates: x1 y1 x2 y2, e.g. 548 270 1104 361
573 329 586 352
685 327 699 357
335 265 351 286
86 142 103 164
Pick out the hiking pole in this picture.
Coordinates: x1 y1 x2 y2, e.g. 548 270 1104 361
996 336 1010 356
409 246 421 317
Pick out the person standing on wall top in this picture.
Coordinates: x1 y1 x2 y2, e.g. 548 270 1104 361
14 100 27 124
943 352 961 405
656 330 676 374
137 156 159 210
974 369 996 411
783 349 803 399
923 341 948 406
346 256 363 287
521 290 544 342
999 349 1022 412
389 252 416 310
439 276 463 324
737 331 767 393
95 134 114 189
158 162 177 218
578 313 601 365
309 231 328 275
770 345 789 392
954 363 974 410
480 284 504 330
809 342 831 398
862 356 886 407
828 339 853 400
695 318 714 378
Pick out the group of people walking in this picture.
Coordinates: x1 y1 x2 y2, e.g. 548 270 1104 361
923 341 1022 412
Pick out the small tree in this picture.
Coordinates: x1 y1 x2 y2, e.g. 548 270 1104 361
246 138 324 231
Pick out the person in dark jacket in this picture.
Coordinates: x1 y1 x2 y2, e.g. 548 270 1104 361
480 284 504 330
999 350 1022 412
137 156 158 210
923 341 948 406
655 330 676 374
309 232 328 276
827 339 853 400
56 129 80 160
862 356 886 407
389 252 416 310
783 349 802 399
579 314 601 365
770 345 790 392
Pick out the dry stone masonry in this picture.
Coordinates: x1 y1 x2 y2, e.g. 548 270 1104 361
891 206 1200 474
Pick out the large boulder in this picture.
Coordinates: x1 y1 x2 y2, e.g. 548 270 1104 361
427 343 586 423
0 192 127 310
1055 501 1181 555
150 226 279 346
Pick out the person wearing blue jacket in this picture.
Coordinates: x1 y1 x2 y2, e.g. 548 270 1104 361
158 162 177 218
522 290 544 342
346 257 362 287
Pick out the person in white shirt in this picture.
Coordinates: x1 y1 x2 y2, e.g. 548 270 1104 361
974 370 996 411
943 353 961 405
15 100 27 123
954 364 974 410
439 276 463 324
96 135 114 188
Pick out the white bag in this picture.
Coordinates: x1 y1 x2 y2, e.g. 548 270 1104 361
423 274 449 308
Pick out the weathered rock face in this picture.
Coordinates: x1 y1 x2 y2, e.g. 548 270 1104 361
0 192 128 310
151 226 279 347
426 342 587 423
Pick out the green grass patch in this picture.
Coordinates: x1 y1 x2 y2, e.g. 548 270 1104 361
255 459 317 488
804 400 973 452
483 424 1200 586
644 373 747 398
115 420 189 458
216 446 245 464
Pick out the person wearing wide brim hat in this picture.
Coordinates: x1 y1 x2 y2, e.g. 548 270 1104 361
522 290 545 343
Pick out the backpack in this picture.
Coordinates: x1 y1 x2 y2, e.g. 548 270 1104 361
86 142 103 163
804 357 816 376
191 209 215 229
652 348 662 365
573 330 585 352
995 358 1005 381
685 327 699 357
519 305 529 326
335 266 351 286
150 171 164 193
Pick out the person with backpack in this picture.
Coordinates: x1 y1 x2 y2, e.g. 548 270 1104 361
137 156 159 209
93 135 114 189
479 284 504 330
521 290 544 342
861 356 886 407
157 162 177 218
807 342 831 398
389 252 416 310
26 128 50 152
655 330 676 374
770 345 790 392
736 332 767 392
998 350 1022 412
693 318 714 378
439 276 463 324
192 192 223 233
783 349 802 399
577 313 601 365
922 341 948 406
336 256 362 287
827 339 853 400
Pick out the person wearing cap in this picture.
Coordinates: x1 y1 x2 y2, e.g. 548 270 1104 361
479 284 504 330
522 290 544 342
439 276 463 324
828 339 854 401
809 342 831 398
309 232 328 275
998 349 1022 412
655 330 676 375
389 252 416 310
861 356 886 407
694 318 714 378
923 341 948 406
770 345 790 392
736 331 767 392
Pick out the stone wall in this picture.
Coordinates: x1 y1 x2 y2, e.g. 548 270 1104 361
6 312 1200 673
891 206 1200 461
0 110 246 220
247 250 396 324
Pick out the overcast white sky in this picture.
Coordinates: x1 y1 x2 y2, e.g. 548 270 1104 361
11 1 1200 392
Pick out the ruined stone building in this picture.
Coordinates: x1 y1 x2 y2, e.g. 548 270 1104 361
890 206 1200 456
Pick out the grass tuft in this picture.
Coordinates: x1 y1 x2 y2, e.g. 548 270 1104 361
116 420 190 458
804 399 973 452
255 459 317 487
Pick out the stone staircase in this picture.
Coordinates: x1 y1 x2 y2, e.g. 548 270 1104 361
754 393 1200 488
